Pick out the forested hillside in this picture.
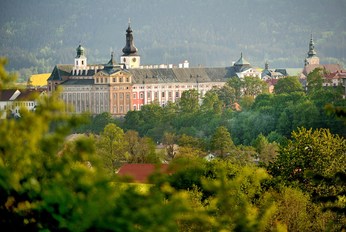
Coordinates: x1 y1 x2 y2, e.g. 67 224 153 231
1 0 346 82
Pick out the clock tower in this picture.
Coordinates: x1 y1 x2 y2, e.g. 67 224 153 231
120 20 140 69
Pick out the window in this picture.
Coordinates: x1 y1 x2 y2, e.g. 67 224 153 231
134 105 137 110
113 77 116 82
113 93 117 99
126 93 130 99
162 92 165 98
82 60 84 65
140 93 144 99
168 92 172 98
175 91 179 98
126 77 129 82
120 105 123 113
120 77 123 82
120 93 123 99
133 93 136 99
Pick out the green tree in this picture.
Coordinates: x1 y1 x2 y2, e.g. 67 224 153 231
253 134 278 165
124 130 158 163
274 76 303 94
307 68 324 95
242 76 268 97
268 128 346 196
214 85 237 107
163 132 177 161
178 89 199 113
201 90 223 114
210 126 235 158
96 123 126 174
227 77 243 102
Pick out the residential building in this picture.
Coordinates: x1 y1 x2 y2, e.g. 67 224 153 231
0 89 45 118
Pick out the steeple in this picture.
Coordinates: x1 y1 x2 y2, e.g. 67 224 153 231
234 52 251 72
120 20 141 69
122 19 138 56
265 61 269 70
307 34 317 58
74 43 87 70
304 34 319 66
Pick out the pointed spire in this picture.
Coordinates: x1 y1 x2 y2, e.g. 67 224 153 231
106 51 117 66
307 34 317 58
265 61 269 70
234 52 250 66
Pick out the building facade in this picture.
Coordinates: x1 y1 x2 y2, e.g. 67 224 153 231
48 23 262 116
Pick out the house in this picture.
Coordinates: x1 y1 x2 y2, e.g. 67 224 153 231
117 164 171 183
0 89 44 118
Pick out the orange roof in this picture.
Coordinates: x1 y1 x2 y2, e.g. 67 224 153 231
117 164 170 183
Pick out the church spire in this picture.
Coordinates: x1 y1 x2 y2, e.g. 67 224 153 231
304 34 319 66
307 34 317 58
122 19 138 56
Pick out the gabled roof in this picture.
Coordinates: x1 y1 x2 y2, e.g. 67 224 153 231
48 64 74 81
324 70 346 80
16 89 43 101
117 164 170 183
0 89 19 101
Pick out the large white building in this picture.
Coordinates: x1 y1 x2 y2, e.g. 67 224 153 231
48 23 262 116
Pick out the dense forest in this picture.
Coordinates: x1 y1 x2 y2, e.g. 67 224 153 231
1 0 346 82
1 58 346 231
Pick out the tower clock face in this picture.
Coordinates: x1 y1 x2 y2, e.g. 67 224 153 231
132 57 136 62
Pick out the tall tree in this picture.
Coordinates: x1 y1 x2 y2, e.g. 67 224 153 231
201 90 223 114
210 126 235 158
96 123 126 174
178 89 199 113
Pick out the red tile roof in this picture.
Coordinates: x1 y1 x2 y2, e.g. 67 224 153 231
324 70 346 80
117 164 170 183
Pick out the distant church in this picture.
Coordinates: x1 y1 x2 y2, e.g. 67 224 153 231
300 34 345 88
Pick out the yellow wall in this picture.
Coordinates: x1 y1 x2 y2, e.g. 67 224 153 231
29 73 50 86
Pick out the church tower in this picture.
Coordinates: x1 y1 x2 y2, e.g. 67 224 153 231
120 20 140 69
304 34 320 66
73 44 87 75
75 44 87 69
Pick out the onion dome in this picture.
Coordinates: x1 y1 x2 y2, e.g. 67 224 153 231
122 22 138 56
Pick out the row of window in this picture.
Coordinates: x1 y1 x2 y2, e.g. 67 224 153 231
133 84 211 90
95 76 130 84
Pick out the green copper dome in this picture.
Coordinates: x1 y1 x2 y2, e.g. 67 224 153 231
76 44 85 58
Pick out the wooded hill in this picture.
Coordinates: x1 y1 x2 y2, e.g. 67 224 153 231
1 0 345 82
